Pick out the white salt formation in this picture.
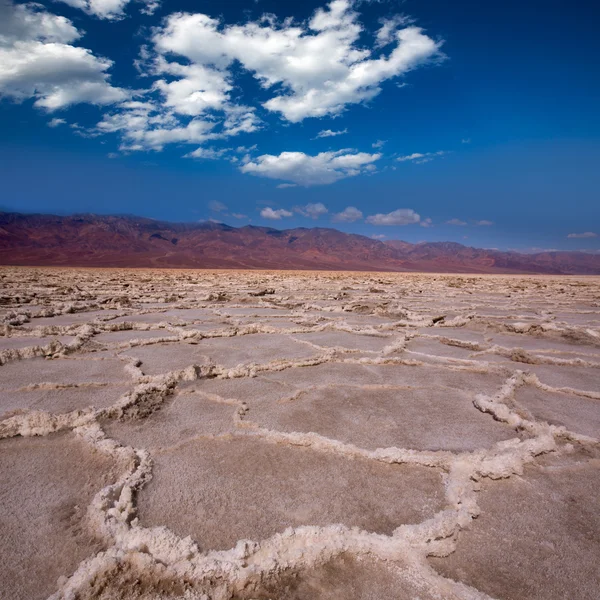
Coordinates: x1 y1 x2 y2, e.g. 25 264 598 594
0 267 599 600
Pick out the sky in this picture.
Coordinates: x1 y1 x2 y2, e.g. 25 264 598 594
0 0 599 252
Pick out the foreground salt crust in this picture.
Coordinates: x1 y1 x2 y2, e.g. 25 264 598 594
0 267 598 600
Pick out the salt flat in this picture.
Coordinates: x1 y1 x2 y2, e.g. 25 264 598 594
0 267 599 600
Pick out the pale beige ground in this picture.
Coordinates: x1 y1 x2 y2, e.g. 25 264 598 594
0 433 120 600
429 451 600 600
0 267 599 600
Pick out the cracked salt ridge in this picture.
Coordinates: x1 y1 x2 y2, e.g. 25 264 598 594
0 268 589 598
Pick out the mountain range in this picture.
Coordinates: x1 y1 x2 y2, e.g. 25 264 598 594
1 212 598 274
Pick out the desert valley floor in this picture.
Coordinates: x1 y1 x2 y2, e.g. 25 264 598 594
1 267 599 600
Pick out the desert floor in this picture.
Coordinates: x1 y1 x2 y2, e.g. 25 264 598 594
1 267 599 600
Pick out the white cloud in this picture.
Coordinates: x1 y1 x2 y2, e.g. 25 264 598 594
315 128 347 138
260 207 293 220
0 0 127 111
332 206 363 222
375 16 411 48
475 220 493 226
55 0 159 20
235 144 258 153
152 59 233 117
187 147 230 160
231 212 248 219
240 150 381 186
0 0 79 45
208 200 227 212
397 151 446 164
96 101 224 151
95 86 261 152
461 138 471 144
151 0 442 123
277 183 297 189
372 139 386 149
366 208 420 226
295 202 328 219
1 0 445 162
420 217 433 228
48 117 66 127
446 218 467 226
567 231 597 239
371 233 386 240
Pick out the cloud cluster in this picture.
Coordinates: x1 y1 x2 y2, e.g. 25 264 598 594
260 207 293 220
257 202 431 229
332 206 363 222
366 208 421 226
0 0 127 110
56 0 159 20
567 232 597 239
295 203 329 218
96 99 261 152
187 147 230 160
4 0 444 190
151 0 441 123
240 150 380 186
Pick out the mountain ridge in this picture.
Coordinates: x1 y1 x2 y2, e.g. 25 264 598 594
1 212 598 274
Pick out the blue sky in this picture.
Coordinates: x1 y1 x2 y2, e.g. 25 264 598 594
0 0 598 252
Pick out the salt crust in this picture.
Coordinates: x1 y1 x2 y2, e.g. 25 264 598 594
0 268 598 599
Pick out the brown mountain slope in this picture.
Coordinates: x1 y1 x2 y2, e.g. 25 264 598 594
0 212 598 274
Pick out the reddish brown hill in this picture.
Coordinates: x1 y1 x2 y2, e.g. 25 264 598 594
0 212 598 274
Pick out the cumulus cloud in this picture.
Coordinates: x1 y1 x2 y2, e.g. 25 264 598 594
187 147 230 160
4 0 444 163
315 129 347 138
420 217 433 228
295 202 328 218
332 206 363 222
95 99 257 151
95 85 261 151
151 0 442 123
366 208 420 226
372 139 386 149
55 0 159 20
48 118 66 127
397 151 446 164
371 233 386 240
13 0 442 160
277 183 297 189
446 218 467 226
0 0 127 110
240 150 381 186
375 15 411 48
475 220 493 226
260 207 293 220
567 231 597 239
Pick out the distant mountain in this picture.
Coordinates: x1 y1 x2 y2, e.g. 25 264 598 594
0 212 598 274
